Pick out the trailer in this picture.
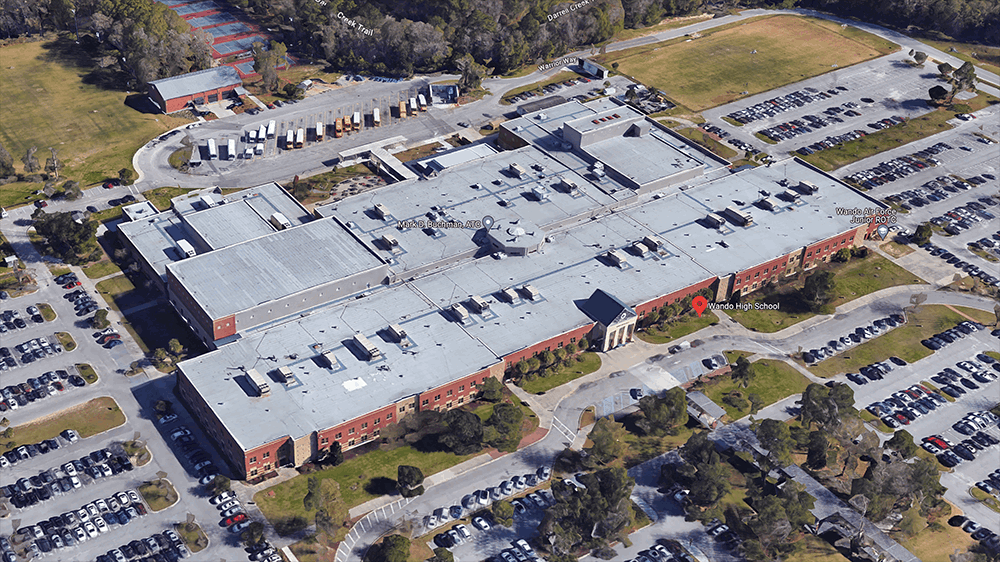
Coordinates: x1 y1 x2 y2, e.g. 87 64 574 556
372 108 380 127
226 139 236 160
352 112 361 131
294 128 305 149
258 124 267 142
315 121 324 141
254 143 264 155
285 130 294 149
408 97 418 116
266 120 276 139
188 146 202 167
334 118 344 138
207 139 218 160
247 129 257 143
417 93 427 111
398 101 407 118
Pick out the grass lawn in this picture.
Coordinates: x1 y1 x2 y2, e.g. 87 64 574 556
0 397 124 452
605 15 895 111
0 39 191 195
724 350 756 363
90 204 125 224
917 38 1000 76
879 240 916 258
123 440 152 467
894 521 975 562
701 358 810 419
636 311 718 344
858 410 893 433
143 187 194 211
971 487 1000 513
728 255 922 333
48 266 72 277
623 426 694 467
75 363 98 384
393 143 443 163
801 109 960 171
55 331 77 352
674 128 738 159
520 352 602 394
784 535 849 562
174 522 208 553
82 259 121 279
96 274 145 313
806 305 979 377
612 14 712 42
138 479 179 512
254 446 478 529
37 303 56 322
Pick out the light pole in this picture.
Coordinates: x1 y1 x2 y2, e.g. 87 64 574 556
71 8 80 43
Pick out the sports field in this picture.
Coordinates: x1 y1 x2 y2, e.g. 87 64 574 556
607 16 898 111
0 38 190 194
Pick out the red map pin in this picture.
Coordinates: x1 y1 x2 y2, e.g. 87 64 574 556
692 296 708 317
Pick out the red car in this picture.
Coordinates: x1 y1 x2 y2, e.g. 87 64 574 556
224 513 247 526
99 334 121 345
34 201 48 208
64 281 81 289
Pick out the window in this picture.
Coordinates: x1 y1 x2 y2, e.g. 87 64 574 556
361 434 369 442
824 245 829 251
320 437 328 444
557 342 563 348
459 385 465 392
458 397 464 404
374 418 381 425
446 401 453 408
736 278 741 284
373 429 380 437
250 468 258 476
422 399 429 406
399 407 405 413
571 337 577 343
348 439 355 446
264 462 271 470
249 456 257 463
349 428 355 435
263 452 270 459
335 432 342 439
434 394 441 401
361 422 368 429
807 251 813 257
754 271 760 278
386 412 393 420
447 389 453 397
545 346 550 352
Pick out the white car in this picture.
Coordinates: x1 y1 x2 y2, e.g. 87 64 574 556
193 460 213 472
62 462 77 476
231 520 252 533
69 476 81 489
110 550 127 562
455 524 471 541
159 413 178 425
211 491 236 504
86 503 100 518
116 491 131 506
94 516 109 533
83 521 99 538
170 427 192 440
76 508 90 522
96 499 109 512
472 516 491 531
127 489 141 504
218 500 240 512
74 526 88 542
222 506 244 518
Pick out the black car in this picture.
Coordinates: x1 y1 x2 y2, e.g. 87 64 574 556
889 356 907 366
960 378 980 390
921 339 941 350
953 444 976 461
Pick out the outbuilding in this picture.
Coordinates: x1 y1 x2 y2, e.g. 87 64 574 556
148 66 244 114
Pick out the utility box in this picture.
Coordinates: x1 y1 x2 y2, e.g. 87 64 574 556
246 368 270 396
509 163 529 179
352 333 381 360
468 295 490 313
388 323 407 342
270 212 292 230
520 284 540 301
451 303 469 322
607 249 628 267
321 351 338 369
176 239 196 258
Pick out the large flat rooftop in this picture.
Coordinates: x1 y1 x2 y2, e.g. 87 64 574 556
167 217 386 319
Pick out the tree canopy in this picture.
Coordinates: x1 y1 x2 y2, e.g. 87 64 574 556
437 409 484 455
586 417 629 465
634 387 688 436
397 465 425 497
542 467 635 557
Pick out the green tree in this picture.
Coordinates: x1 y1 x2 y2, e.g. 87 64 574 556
586 417 628 465
748 393 763 415
493 499 514 527
688 457 730 506
168 338 184 356
800 271 836 312
729 356 756 388
438 409 483 455
911 222 933 245
806 431 828 469
241 521 265 546
154 400 172 413
371 535 410 562
937 62 954 76
885 429 919 459
252 40 287 92
479 376 503 402
832 248 851 262
0 141 14 177
487 403 523 452
928 85 950 105
318 441 344 466
754 418 793 466
397 465 425 497
91 309 110 329
456 54 486 92
635 387 687 435
912 51 927 65
117 168 136 185
211 475 231 496
303 476 320 511
432 547 456 562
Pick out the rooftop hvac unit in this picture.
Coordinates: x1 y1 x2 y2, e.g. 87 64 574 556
387 323 407 342
352 333 382 360
500 287 519 302
275 366 294 385
559 177 578 192
373 203 390 220
199 195 215 209
754 198 776 211
607 249 629 267
722 206 754 227
381 233 400 248
795 180 819 194
704 213 725 228
779 189 800 202
321 351 338 369
509 163 529 179
269 212 292 230
450 302 469 321
520 284 540 301
246 368 270 396
642 235 664 251
530 186 550 201
468 295 490 313
176 239 196 258
632 242 649 257
536 113 547 120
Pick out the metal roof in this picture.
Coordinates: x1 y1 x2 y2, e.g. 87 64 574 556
149 66 242 101
687 391 726 419
517 96 568 115
166 218 386 319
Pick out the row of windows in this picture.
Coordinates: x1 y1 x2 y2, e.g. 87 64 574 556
248 450 272 464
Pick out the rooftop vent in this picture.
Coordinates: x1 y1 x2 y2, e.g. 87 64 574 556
269 212 292 230
632 242 649 257
754 198 776 211
176 239 196 258
520 284 541 301
722 206 754 227
704 213 725 229
450 302 470 322
509 163 529 179
381 233 400 248
373 203 390 220
321 351 338 369
794 180 819 195
607 249 629 267
387 323 407 342
642 235 664 251
500 287 519 302
246 368 270 396
468 295 490 313
274 366 294 385
199 195 215 209
778 189 800 202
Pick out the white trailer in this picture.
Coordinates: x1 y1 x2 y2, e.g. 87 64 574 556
207 139 218 160
372 107 381 127
408 97 418 115
243 147 254 159
247 129 257 143
226 139 236 160
351 112 361 130
417 93 427 111
315 121 324 141
285 129 294 149
254 143 264 155
266 120 276 139
258 124 267 142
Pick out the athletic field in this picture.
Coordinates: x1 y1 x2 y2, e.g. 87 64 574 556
607 16 898 111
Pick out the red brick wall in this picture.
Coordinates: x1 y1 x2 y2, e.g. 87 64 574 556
243 437 289 478
802 228 860 268
502 324 595 367
416 368 497 412
733 253 795 294
213 315 237 340
634 276 717 315
315 403 399 451
151 84 242 113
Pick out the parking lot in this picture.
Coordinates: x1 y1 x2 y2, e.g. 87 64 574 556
840 324 1000 533
703 52 949 156
503 74 635 110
